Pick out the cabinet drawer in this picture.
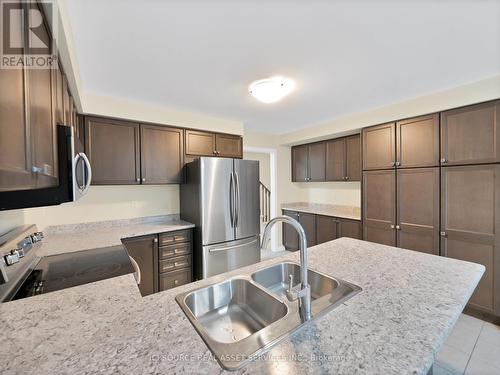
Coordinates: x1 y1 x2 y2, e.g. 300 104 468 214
159 230 191 246
159 242 191 259
159 268 192 291
159 255 191 273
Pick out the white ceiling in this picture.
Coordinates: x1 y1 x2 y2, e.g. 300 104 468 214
66 0 500 134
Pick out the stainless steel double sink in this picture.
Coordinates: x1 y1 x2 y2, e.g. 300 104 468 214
175 262 361 370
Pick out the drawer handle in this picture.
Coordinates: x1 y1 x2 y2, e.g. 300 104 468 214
174 279 179 285
174 261 188 268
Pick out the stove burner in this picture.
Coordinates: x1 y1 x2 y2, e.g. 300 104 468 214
75 263 121 279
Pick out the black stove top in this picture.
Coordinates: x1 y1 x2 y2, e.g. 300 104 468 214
12 246 134 300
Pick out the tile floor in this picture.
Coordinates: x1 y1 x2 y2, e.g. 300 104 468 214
436 314 500 375
261 252 500 374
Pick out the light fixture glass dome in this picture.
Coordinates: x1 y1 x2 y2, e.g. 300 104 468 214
248 76 295 103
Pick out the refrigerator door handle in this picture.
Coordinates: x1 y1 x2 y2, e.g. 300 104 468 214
209 238 258 253
229 171 235 228
234 171 240 228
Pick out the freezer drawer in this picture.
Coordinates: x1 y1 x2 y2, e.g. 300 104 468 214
202 236 261 278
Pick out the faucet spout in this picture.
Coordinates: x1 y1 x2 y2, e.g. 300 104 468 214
261 215 312 321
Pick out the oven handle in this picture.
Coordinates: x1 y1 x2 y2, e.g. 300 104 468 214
129 256 141 285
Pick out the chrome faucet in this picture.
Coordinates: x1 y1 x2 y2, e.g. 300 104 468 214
261 216 311 321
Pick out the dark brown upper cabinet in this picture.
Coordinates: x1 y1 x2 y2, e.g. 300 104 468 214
292 145 309 182
325 134 361 181
441 164 500 315
362 169 396 246
397 167 439 255
441 100 500 166
26 9 57 188
215 133 242 158
53 62 64 126
308 142 326 182
85 117 141 185
0 40 34 191
185 130 216 157
316 215 339 244
325 139 345 181
396 114 439 168
345 135 361 181
185 130 242 159
292 142 326 182
141 125 184 184
362 122 396 170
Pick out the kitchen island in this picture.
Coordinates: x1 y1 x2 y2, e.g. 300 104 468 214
0 238 484 374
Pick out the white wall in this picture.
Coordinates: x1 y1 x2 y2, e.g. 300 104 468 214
0 186 179 234
243 151 270 188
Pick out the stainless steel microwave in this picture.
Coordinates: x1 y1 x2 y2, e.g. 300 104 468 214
0 125 92 211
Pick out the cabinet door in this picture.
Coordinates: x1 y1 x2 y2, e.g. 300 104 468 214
53 62 64 125
441 101 500 166
123 236 158 296
216 134 242 158
441 164 500 314
141 125 184 184
397 168 439 255
27 14 57 188
299 212 317 247
339 219 362 240
325 138 345 181
292 145 308 182
316 215 338 244
363 170 396 246
185 130 215 156
0 25 34 191
362 122 396 170
396 114 439 168
308 142 326 182
346 135 361 181
283 210 299 251
85 117 141 184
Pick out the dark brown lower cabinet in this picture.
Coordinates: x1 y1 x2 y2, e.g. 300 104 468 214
363 170 396 246
339 219 362 240
122 235 158 297
316 215 339 244
284 210 362 248
299 212 317 247
283 210 300 250
397 168 439 255
441 164 500 315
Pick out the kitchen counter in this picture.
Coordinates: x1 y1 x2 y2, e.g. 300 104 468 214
281 202 361 221
0 238 483 374
37 214 195 257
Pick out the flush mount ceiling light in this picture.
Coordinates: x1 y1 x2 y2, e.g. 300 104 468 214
248 76 295 103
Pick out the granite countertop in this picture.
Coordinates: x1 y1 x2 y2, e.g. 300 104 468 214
281 202 361 221
37 215 195 257
0 238 483 374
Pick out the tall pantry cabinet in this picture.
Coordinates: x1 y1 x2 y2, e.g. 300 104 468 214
362 100 500 317
362 114 440 255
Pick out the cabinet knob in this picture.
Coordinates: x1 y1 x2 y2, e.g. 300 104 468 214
395 161 401 167
142 178 146 182
440 158 448 164
174 279 179 285
395 225 401 230
136 178 140 182
390 224 395 229
440 231 447 237
390 161 396 167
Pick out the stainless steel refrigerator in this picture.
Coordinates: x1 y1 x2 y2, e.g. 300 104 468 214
180 157 261 279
